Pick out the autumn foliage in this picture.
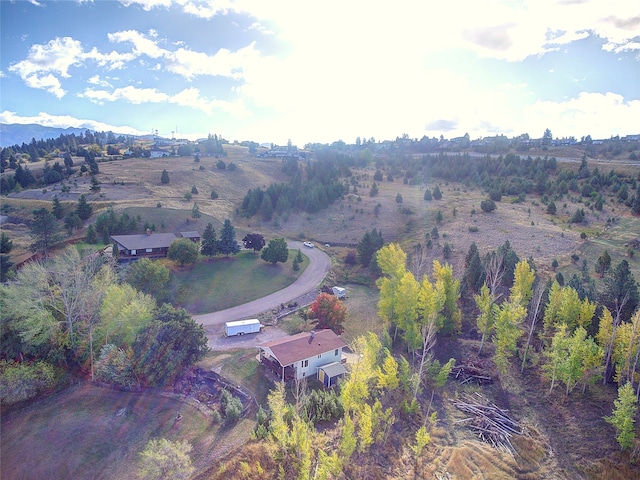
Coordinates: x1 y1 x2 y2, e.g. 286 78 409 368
307 292 347 334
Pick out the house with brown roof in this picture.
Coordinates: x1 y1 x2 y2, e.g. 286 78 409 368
257 330 347 383
110 230 202 262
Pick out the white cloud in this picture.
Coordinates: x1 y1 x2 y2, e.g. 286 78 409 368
84 47 136 69
165 42 259 79
525 92 640 139
119 0 172 11
87 75 113 87
23 73 66 98
80 85 170 104
108 30 167 58
78 85 247 116
9 37 83 79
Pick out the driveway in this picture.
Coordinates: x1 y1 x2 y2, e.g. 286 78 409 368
193 240 331 350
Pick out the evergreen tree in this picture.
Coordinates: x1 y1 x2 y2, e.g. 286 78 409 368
432 185 442 200
51 195 65 219
218 219 240 256
85 224 98 244
601 260 639 323
29 208 63 257
200 223 218 258
75 194 93 220
64 211 82 234
0 232 13 254
463 243 485 294
596 250 612 278
423 188 432 201
160 169 170 184
191 203 201 219
357 228 384 267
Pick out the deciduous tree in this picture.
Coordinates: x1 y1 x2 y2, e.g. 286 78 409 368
307 292 347 334
605 382 637 450
167 238 199 266
242 233 266 253
261 237 288 264
137 438 194 480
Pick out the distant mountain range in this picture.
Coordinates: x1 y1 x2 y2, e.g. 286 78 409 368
0 123 93 148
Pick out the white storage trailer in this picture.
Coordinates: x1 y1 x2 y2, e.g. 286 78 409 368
225 319 262 336
332 286 346 299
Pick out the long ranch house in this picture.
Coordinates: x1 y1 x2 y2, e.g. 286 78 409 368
110 230 200 262
258 330 347 385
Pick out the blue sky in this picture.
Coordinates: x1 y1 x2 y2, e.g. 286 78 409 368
1 0 638 146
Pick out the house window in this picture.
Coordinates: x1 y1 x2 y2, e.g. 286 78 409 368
131 249 137 255
302 359 308 368
146 248 153 253
335 349 339 356
318 354 322 359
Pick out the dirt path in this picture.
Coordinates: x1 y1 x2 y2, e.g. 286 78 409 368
193 240 331 348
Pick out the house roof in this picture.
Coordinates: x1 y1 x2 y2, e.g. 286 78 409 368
180 231 200 238
111 233 177 250
259 330 347 367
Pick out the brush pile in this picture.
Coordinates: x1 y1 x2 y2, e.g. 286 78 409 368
453 392 522 454
450 361 493 385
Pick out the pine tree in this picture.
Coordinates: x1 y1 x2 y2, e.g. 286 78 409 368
76 194 92 220
51 195 65 219
85 224 98 244
160 169 170 184
218 219 240 256
29 208 63 257
191 202 201 219
200 223 218 258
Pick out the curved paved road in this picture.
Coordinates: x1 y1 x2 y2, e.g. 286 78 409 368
193 240 331 327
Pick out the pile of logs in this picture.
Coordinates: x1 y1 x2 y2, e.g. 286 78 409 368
453 392 522 455
450 362 493 385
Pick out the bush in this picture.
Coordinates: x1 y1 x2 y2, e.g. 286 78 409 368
344 249 358 265
210 189 218 199
0 360 56 405
569 208 585 223
480 199 496 212
221 389 243 423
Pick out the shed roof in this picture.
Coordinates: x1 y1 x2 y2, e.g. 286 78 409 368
111 233 177 250
259 330 347 367
180 231 200 238
318 361 346 378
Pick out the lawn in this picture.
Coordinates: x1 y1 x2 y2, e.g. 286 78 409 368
168 249 308 314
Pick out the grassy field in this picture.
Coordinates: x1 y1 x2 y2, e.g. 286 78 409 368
0 384 220 480
165 249 308 314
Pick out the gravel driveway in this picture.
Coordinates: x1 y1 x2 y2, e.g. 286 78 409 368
193 240 331 350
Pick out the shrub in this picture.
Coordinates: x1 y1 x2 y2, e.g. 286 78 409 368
221 389 243 423
344 249 358 265
210 189 218 199
480 199 496 212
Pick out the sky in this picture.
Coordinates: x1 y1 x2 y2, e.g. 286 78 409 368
1 0 639 146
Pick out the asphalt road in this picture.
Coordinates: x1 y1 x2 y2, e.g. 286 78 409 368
193 240 331 327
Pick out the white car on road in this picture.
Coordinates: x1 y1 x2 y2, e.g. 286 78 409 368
303 241 314 248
